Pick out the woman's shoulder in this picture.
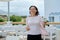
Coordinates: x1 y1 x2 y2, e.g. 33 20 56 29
38 15 44 20
38 15 42 18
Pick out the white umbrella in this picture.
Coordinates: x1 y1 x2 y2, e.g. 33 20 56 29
0 0 13 21
0 0 12 2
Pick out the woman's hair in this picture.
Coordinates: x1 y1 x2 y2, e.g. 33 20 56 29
29 5 39 16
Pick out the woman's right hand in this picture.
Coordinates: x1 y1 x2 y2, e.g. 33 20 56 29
26 27 30 31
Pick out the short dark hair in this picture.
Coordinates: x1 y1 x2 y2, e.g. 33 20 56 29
29 6 39 16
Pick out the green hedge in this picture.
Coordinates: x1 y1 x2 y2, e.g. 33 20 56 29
10 15 22 22
0 18 5 22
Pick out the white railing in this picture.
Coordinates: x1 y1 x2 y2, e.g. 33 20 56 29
0 22 60 40
1 22 60 25
0 22 26 25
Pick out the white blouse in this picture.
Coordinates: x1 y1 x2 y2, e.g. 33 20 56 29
26 16 44 35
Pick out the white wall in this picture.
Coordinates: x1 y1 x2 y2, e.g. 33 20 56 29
44 0 60 21
54 16 59 22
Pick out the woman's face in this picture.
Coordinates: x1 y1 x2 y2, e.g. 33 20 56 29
29 7 37 15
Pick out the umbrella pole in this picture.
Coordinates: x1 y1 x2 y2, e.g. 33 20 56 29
7 1 10 21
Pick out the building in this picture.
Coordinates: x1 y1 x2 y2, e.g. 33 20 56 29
0 15 7 21
44 0 60 22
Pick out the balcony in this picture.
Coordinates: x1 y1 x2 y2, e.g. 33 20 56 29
0 0 60 40
0 22 60 40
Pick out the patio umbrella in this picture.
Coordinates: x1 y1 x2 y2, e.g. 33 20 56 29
0 0 12 2
0 0 13 21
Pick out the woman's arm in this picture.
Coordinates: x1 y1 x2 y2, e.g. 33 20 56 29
26 17 30 31
39 17 48 35
39 16 45 29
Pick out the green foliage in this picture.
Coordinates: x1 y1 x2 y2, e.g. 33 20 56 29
22 24 26 25
10 15 22 22
0 18 5 22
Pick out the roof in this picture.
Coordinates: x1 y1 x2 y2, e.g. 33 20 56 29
49 12 60 15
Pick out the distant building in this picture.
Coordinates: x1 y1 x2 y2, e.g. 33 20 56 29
49 12 60 22
0 15 7 21
44 0 60 22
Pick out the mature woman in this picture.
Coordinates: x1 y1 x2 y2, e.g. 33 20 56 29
26 6 48 40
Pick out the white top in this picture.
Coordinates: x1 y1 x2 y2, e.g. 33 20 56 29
26 16 44 35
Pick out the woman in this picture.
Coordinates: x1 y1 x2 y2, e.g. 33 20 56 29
26 6 48 40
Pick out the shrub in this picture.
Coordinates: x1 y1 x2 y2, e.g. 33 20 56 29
0 18 4 22
10 15 22 22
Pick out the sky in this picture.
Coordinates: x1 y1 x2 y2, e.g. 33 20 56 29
0 0 44 16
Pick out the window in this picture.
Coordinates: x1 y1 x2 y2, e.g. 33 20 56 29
49 16 54 22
